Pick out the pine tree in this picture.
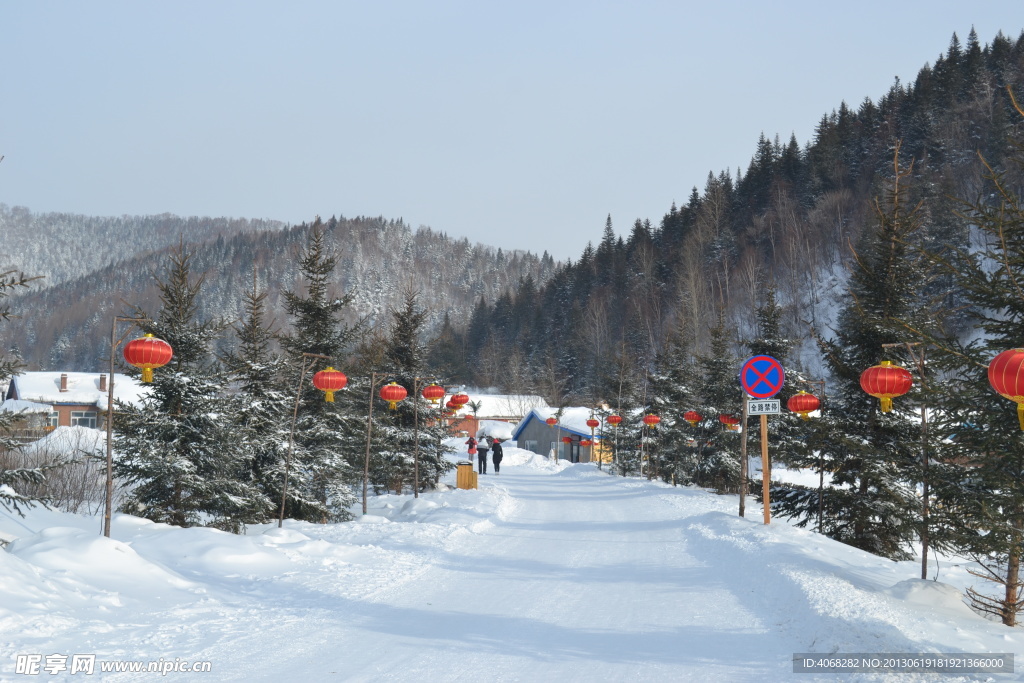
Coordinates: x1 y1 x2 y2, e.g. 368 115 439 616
916 102 1024 624
0 270 49 515
114 243 264 529
368 289 453 495
688 312 743 493
649 312 698 485
775 148 926 559
223 275 290 524
279 218 363 522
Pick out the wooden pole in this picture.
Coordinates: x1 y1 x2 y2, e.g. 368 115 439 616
413 377 420 499
761 413 770 525
739 395 748 518
363 372 378 515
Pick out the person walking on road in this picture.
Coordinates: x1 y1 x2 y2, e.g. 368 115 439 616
477 436 490 474
465 436 477 462
491 437 504 474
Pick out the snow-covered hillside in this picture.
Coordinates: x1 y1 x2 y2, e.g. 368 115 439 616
1 444 1020 681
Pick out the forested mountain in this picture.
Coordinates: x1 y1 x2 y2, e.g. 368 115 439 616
1 213 557 370
456 29 1024 403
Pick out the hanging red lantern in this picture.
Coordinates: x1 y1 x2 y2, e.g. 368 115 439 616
545 416 558 427
989 348 1024 430
683 410 702 426
122 333 173 383
450 393 470 409
561 436 573 444
580 439 593 447
860 360 912 412
312 367 348 402
421 383 445 404
446 398 459 412
642 414 661 428
586 418 600 429
787 391 821 420
719 414 740 431
606 414 622 426
379 382 408 410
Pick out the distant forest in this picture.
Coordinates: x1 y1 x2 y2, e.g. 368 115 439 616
4 30 1024 405
447 29 1024 404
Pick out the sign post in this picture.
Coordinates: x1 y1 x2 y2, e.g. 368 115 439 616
739 356 785 525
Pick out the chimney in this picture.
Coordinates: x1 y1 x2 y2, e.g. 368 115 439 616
99 374 107 393
60 373 69 392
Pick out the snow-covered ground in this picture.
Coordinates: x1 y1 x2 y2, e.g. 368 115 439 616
1 443 1021 681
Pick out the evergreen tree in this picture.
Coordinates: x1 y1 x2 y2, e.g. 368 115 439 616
775 148 927 560
0 270 49 515
917 108 1024 625
279 218 363 522
223 275 291 524
369 290 453 494
648 312 697 485
115 243 263 529
688 312 743 493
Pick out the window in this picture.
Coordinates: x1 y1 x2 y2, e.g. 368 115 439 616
47 411 59 428
70 411 98 429
525 440 537 453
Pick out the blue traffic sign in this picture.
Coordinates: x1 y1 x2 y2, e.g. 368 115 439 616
740 355 785 399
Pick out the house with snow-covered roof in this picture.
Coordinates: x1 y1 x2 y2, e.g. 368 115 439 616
512 406 607 464
447 393 549 438
4 371 148 431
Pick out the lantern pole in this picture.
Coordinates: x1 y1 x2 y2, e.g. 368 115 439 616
794 378 826 533
104 316 152 538
279 352 330 528
413 377 421 499
363 372 383 515
883 342 930 580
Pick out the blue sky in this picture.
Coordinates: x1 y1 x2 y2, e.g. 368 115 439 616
2 2 1022 259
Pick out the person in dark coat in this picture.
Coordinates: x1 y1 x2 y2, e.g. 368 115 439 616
465 436 477 461
477 436 490 474
491 438 504 474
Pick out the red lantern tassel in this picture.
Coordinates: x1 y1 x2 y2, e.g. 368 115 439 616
1018 402 1024 431
324 390 335 403
142 367 154 383
880 397 893 413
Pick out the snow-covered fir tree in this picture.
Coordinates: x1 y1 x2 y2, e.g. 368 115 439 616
916 111 1024 625
278 218 364 522
114 243 265 529
687 312 743 493
222 275 291 524
367 289 453 494
648 312 698 485
775 150 927 560
0 269 48 515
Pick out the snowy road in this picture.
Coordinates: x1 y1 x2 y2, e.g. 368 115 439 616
4 453 1022 682
326 466 786 680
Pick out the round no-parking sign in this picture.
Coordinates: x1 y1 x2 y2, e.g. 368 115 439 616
739 355 785 399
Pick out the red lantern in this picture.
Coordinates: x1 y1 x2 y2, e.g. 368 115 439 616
642 414 661 428
787 391 821 420
586 418 600 429
606 415 622 426
421 383 445 404
683 410 702 426
312 367 348 402
580 439 593 447
561 436 573 444
989 348 1024 430
122 334 173 383
450 393 470 409
446 398 459 412
719 414 740 431
860 360 912 412
545 416 558 427
379 382 408 410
